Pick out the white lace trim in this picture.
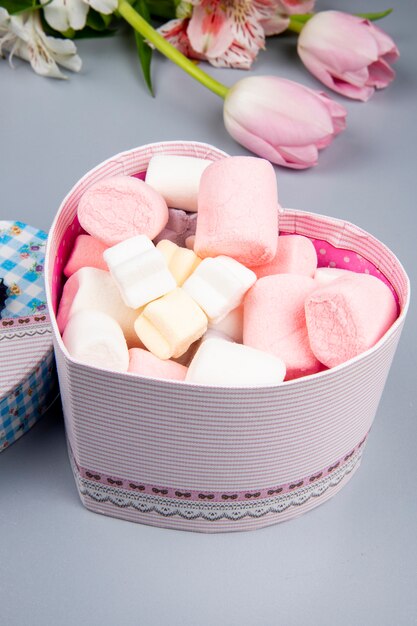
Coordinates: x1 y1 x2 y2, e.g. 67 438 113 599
72 448 363 521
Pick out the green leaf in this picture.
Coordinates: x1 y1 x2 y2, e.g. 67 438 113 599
70 26 117 39
41 12 117 40
86 8 114 31
132 0 154 96
0 0 50 14
355 9 393 21
144 0 178 20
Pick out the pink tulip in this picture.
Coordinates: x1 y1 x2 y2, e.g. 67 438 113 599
297 11 399 101
223 76 347 169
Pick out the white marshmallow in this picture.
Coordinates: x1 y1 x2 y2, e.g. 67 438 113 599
56 267 142 349
103 235 176 309
62 310 129 372
186 338 286 386
182 256 256 323
201 328 234 343
208 305 243 343
145 155 211 212
314 267 352 287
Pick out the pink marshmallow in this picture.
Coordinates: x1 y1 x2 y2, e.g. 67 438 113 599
194 157 279 266
244 274 322 380
253 235 317 279
63 234 108 278
128 348 187 381
305 273 398 368
77 175 169 246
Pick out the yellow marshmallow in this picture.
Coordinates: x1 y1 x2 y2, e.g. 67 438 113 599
156 240 201 286
134 288 208 360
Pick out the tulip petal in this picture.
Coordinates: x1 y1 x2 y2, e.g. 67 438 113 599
224 111 315 169
187 3 234 58
298 12 380 72
313 91 347 135
279 144 319 167
366 20 400 62
226 76 336 145
367 58 396 89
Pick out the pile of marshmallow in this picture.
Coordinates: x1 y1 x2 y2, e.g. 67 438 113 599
58 154 398 386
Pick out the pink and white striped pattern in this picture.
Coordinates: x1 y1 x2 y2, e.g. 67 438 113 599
45 142 410 532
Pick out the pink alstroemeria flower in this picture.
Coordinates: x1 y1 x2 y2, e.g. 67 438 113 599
297 11 399 101
223 76 347 169
159 0 315 69
257 0 315 36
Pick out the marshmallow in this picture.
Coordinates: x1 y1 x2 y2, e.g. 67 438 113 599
62 310 129 372
103 235 176 309
185 235 195 250
145 155 211 212
128 348 187 381
156 240 201 286
182 256 256 323
253 235 317 279
77 175 169 246
63 234 108 277
244 274 322 380
194 156 279 266
135 288 208 359
153 209 197 247
186 338 286 386
314 267 351 288
208 305 243 343
305 273 398 368
56 267 142 349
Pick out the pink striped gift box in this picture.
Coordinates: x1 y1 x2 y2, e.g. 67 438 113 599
45 141 410 533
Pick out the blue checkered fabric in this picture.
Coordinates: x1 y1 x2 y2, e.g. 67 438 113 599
0 350 57 451
0 221 48 318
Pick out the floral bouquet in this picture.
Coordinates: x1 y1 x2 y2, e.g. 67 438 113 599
0 0 398 168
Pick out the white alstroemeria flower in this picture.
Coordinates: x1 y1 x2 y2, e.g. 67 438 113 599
41 0 118 33
0 8 82 79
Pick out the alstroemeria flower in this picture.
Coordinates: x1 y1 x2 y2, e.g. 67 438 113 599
160 0 314 69
297 11 399 101
0 8 81 79
223 75 346 169
40 0 117 33
257 0 316 36
160 0 266 69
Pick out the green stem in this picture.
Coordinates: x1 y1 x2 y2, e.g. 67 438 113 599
118 0 229 99
287 17 304 34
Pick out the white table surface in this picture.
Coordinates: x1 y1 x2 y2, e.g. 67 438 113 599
1 1 416 624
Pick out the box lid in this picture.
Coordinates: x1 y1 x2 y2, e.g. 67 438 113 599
0 220 57 451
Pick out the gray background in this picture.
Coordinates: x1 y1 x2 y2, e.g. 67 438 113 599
1 1 416 624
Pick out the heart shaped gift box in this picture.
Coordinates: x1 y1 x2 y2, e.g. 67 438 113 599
44 142 409 532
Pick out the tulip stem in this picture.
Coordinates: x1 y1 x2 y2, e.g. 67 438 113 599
286 18 304 34
117 0 229 99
